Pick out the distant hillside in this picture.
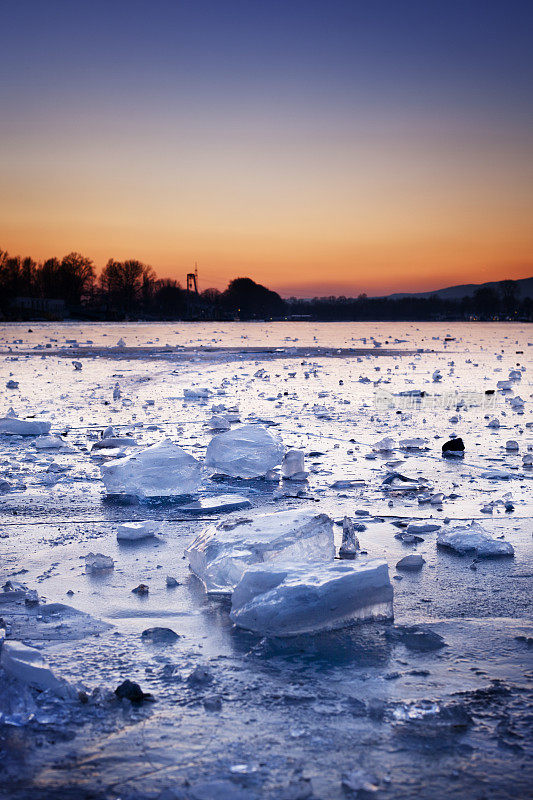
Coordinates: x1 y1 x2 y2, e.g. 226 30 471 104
384 276 533 301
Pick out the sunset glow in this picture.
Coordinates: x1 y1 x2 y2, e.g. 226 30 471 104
1 0 532 296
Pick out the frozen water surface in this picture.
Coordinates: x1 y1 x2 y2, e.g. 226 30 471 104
0 321 532 799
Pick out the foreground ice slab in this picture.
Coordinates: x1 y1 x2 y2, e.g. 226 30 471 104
185 509 335 595
205 423 284 478
437 521 514 557
0 416 51 435
101 439 202 498
1 640 72 697
230 559 393 636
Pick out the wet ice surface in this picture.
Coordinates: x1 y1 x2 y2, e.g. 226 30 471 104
0 321 532 800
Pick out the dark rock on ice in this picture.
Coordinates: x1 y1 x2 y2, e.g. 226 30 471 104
396 554 425 571
132 584 149 595
442 437 464 453
141 627 180 644
114 679 152 703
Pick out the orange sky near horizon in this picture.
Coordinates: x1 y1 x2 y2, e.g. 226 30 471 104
1 2 532 298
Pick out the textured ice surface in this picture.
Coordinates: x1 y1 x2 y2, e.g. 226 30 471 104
1 640 72 697
230 558 393 636
437 521 515 557
205 423 284 478
0 416 51 435
185 508 335 596
101 439 202 498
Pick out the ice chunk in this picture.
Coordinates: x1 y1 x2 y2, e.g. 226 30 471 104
205 424 284 478
179 494 252 514
0 416 51 435
116 521 158 541
230 558 393 636
34 435 64 450
480 469 511 480
185 508 335 596
84 552 114 571
101 439 202 498
92 436 138 450
373 436 395 452
184 387 211 399
399 437 427 450
437 521 514 557
339 516 359 559
281 449 307 480
209 413 231 431
1 640 72 697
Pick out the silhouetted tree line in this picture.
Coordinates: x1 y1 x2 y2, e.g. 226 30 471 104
0 248 530 321
285 279 531 321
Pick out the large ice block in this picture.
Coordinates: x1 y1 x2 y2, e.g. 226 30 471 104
100 439 202 498
185 508 335 596
230 558 394 636
205 423 284 478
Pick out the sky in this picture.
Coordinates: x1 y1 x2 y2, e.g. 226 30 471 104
1 0 532 297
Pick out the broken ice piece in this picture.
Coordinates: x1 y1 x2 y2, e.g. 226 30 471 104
100 439 202 498
437 521 514 557
116 521 158 541
399 437 427 450
281 449 307 481
184 387 211 399
373 436 395 452
1 640 73 697
480 469 511 480
339 516 359 559
0 416 51 435
34 435 65 450
185 508 335 596
84 552 114 572
205 424 284 479
179 494 252 514
230 558 394 636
